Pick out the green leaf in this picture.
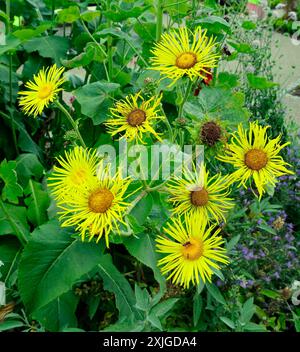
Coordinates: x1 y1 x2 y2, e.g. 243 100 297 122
260 289 280 299
242 20 257 30
24 180 50 226
81 10 101 22
0 237 21 280
164 0 191 16
147 313 162 331
33 291 79 332
23 36 69 65
18 220 103 313
103 5 150 22
206 283 226 305
135 284 151 311
103 320 145 332
56 6 80 24
226 235 241 252
96 253 141 322
123 232 166 299
62 43 105 68
193 293 203 327
15 153 44 188
217 72 239 88
129 193 153 225
0 320 24 331
228 41 254 54
247 74 279 90
0 34 21 55
0 160 23 204
0 202 30 243
240 297 255 324
220 316 236 329
258 223 277 235
186 86 250 125
133 22 156 42
196 16 231 34
244 322 267 332
150 298 178 318
74 81 120 124
13 23 52 41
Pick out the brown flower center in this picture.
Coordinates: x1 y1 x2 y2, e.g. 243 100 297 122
127 109 146 126
88 189 114 213
190 188 209 206
38 84 53 99
244 149 268 171
200 121 222 146
182 238 203 260
176 52 197 69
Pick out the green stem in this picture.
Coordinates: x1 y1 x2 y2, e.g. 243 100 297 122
156 0 163 41
80 20 110 81
54 101 86 148
177 80 193 119
106 0 113 80
6 0 18 155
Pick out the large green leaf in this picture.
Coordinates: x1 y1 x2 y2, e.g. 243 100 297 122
74 81 120 124
0 202 30 244
56 6 80 23
123 232 166 298
23 36 69 65
195 16 231 34
0 236 21 281
247 73 279 90
103 5 150 22
15 153 44 188
24 180 50 226
96 254 141 322
0 160 23 204
33 291 79 332
206 283 226 305
18 220 104 313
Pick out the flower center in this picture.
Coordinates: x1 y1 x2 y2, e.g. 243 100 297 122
38 84 53 99
190 188 209 206
127 109 146 127
244 149 268 171
200 121 222 146
88 188 114 213
176 52 197 69
70 168 87 185
182 238 203 260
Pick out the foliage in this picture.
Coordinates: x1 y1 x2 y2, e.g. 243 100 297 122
0 0 299 333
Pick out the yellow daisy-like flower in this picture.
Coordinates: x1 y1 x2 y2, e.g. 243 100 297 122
48 146 99 202
167 163 233 222
105 92 163 144
57 161 132 247
150 26 220 85
156 215 229 288
18 64 65 117
217 122 293 198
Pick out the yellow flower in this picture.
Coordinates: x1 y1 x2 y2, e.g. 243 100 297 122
105 92 163 144
217 122 293 198
150 26 220 85
48 146 99 202
18 64 65 117
156 215 229 288
57 161 132 247
167 163 233 222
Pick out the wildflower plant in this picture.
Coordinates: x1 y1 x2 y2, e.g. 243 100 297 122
0 0 298 334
